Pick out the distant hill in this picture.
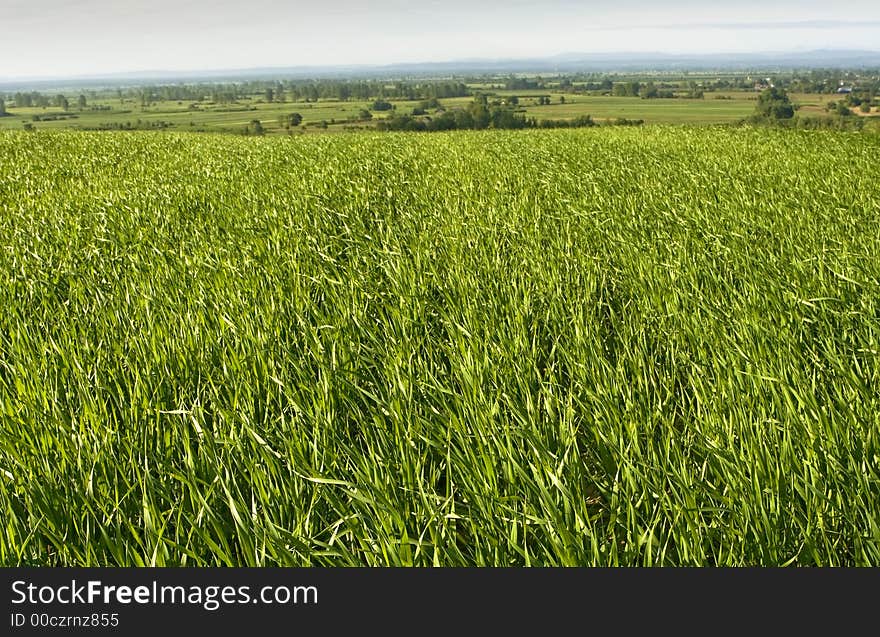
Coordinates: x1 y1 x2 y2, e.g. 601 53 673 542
2 50 879 90
546 50 880 70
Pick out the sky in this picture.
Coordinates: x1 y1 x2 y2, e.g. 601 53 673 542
1 1 879 78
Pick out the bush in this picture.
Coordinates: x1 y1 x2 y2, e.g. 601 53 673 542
608 118 644 127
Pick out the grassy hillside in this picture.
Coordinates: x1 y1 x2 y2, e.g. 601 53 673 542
0 127 878 565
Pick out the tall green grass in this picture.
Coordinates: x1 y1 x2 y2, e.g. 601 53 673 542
0 127 878 565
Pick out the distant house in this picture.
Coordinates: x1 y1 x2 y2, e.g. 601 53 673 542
837 87 853 94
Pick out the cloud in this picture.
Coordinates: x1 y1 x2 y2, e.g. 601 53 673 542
659 19 880 30
1 2 878 77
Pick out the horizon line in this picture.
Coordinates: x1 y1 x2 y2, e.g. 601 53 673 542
2 48 879 83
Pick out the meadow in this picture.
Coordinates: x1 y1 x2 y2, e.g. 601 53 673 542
1 90 858 135
0 126 878 566
0 84 880 135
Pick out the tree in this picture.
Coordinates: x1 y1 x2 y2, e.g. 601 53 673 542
613 82 640 97
453 109 474 129
265 88 274 102
77 95 87 109
468 100 491 129
0 99 6 116
251 119 264 134
490 108 527 129
287 112 303 127
755 87 794 120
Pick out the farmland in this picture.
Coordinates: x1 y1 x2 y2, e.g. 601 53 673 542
0 92 745 134
0 126 879 566
2 73 877 134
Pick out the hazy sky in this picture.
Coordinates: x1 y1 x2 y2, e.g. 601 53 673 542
2 1 879 78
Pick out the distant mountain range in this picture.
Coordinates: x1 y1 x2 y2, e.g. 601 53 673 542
2 50 879 90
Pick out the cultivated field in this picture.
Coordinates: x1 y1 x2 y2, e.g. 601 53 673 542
2 90 866 135
0 127 878 565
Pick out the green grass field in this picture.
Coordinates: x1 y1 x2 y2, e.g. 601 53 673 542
0 97 400 134
1 126 879 566
2 90 867 135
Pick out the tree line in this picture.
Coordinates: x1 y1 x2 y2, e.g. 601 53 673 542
121 80 471 106
375 96 641 132
746 86 870 130
7 92 88 109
